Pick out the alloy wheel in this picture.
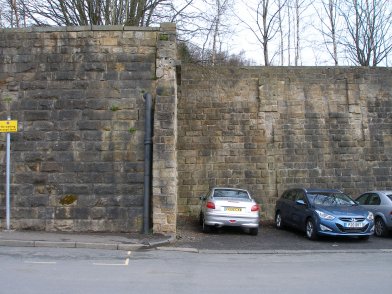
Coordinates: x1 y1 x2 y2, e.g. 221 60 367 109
306 219 317 240
275 213 282 229
375 218 387 237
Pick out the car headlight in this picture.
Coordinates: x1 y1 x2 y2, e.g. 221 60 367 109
316 210 335 220
367 211 374 221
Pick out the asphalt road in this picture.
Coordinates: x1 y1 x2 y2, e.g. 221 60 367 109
1 246 391 294
173 220 392 251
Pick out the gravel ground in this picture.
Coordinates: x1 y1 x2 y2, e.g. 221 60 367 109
172 218 392 251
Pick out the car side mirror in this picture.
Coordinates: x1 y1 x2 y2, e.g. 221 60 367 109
296 199 306 206
199 195 206 201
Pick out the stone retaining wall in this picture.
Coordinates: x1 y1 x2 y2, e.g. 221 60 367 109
0 24 178 233
178 65 392 220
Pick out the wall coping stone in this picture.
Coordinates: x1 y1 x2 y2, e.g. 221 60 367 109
0 25 161 33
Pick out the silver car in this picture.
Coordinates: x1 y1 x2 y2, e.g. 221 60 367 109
356 191 392 237
199 187 260 235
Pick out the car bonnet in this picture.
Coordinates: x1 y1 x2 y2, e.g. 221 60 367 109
314 204 369 218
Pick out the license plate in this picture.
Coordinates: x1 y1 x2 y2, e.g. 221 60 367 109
225 207 242 212
345 222 364 228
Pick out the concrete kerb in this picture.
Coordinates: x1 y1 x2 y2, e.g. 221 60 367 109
196 249 392 255
0 239 35 247
156 246 199 253
1 238 391 254
0 238 169 251
154 248 392 254
0 231 176 251
1 230 391 254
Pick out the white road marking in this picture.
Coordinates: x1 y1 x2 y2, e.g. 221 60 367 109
25 261 57 264
93 251 131 266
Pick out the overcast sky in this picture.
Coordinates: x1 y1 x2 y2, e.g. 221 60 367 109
221 0 339 66
177 0 391 67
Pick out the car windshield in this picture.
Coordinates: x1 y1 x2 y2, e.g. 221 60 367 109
307 192 356 206
213 189 249 199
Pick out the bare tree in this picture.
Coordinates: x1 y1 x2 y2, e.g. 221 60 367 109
211 0 226 65
0 0 29 27
170 0 235 65
283 0 311 66
340 0 392 66
202 0 233 65
20 0 169 26
0 0 11 27
260 0 287 66
293 0 310 66
277 0 284 65
238 0 287 66
10 0 19 27
313 0 341 65
177 41 253 65
286 1 291 64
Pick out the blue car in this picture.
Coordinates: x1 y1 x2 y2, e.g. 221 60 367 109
275 188 375 240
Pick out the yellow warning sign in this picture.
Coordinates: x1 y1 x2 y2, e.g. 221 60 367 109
0 120 18 132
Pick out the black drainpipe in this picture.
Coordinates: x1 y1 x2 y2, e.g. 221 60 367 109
143 92 153 234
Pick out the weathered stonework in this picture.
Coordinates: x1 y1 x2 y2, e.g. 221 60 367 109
152 23 178 233
178 66 392 220
0 24 177 234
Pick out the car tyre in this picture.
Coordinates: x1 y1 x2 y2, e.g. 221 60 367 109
199 212 203 226
306 218 318 240
375 217 388 237
249 227 259 236
275 212 284 229
202 217 211 233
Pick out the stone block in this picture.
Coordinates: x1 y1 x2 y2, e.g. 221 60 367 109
24 110 51 121
62 184 90 195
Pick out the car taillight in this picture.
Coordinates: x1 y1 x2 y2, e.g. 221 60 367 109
206 201 215 209
251 204 259 211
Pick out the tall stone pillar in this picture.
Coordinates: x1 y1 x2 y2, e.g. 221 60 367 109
152 23 178 234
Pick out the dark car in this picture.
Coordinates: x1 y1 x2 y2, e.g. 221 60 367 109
275 188 374 240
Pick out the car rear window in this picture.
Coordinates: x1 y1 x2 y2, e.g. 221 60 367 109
213 189 249 199
387 194 392 201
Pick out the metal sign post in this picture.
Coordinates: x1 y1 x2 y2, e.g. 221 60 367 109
0 118 18 230
6 123 10 230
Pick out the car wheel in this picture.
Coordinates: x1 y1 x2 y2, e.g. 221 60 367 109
249 227 259 236
375 217 388 237
275 212 284 229
202 217 211 233
305 218 317 240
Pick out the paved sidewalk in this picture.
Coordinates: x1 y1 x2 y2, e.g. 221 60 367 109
0 230 175 251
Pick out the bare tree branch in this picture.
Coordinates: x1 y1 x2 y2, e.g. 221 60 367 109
340 0 392 66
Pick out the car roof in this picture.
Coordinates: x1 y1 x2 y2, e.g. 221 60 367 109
212 187 248 191
361 190 392 194
301 188 342 193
